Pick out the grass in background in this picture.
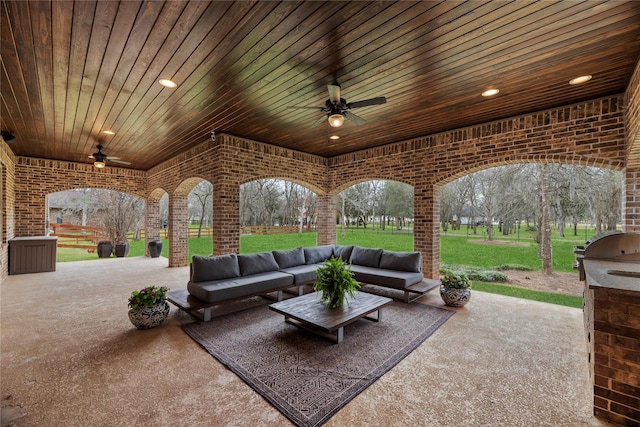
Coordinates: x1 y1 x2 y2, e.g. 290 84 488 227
472 282 583 309
57 230 578 272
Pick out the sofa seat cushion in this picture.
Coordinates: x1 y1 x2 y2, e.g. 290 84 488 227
187 271 294 303
237 252 280 276
350 265 423 290
273 247 305 269
278 264 319 284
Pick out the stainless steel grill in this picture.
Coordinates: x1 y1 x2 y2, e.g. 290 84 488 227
574 231 640 281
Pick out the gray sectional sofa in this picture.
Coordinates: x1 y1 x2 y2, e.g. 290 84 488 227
184 245 427 321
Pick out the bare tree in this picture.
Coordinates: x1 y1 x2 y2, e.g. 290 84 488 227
96 190 145 245
384 181 413 229
189 181 213 237
539 164 553 274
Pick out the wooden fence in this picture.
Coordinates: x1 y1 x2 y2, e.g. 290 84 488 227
49 223 107 252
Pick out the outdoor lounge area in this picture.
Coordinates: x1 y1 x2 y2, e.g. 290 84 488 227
0 257 614 426
1 2 640 426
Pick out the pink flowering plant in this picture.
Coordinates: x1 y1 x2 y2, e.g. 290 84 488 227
440 273 471 289
128 286 169 309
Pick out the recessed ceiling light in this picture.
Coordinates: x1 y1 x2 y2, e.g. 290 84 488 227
569 75 592 85
329 135 340 140
103 130 115 135
158 79 177 88
481 88 500 97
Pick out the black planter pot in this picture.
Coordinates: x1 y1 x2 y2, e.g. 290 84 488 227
114 243 130 257
148 240 162 258
96 241 113 258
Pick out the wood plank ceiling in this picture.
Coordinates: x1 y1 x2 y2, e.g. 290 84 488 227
1 1 640 171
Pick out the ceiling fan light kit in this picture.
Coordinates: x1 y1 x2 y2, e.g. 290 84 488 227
88 144 131 168
294 82 386 128
328 113 344 127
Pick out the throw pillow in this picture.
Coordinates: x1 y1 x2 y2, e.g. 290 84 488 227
272 247 305 269
238 252 280 276
379 250 422 272
191 254 240 282
304 245 335 264
349 246 383 268
333 245 353 262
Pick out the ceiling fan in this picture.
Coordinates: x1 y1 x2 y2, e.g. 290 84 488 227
296 83 387 128
88 145 131 168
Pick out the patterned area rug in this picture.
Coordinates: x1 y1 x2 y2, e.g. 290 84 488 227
183 299 454 427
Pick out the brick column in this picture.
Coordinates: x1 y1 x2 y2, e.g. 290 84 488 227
414 182 439 279
316 194 336 246
623 164 640 232
168 194 188 267
212 179 239 255
145 198 161 257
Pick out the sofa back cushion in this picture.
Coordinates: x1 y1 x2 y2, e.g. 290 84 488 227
304 245 335 264
191 254 240 282
238 252 280 276
379 250 422 273
333 245 354 262
349 246 383 268
273 247 305 269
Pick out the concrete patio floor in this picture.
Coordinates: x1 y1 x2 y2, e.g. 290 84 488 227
1 257 615 427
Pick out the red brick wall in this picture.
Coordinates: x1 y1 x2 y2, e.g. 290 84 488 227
589 286 640 426
13 157 147 237
624 58 640 232
0 142 16 282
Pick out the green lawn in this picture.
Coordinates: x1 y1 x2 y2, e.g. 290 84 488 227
56 230 584 307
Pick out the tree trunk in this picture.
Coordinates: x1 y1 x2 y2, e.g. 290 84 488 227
540 164 553 275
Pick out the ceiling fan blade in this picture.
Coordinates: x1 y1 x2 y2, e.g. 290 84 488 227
311 114 328 128
327 83 341 104
347 96 387 109
288 106 323 110
345 111 366 125
108 159 131 165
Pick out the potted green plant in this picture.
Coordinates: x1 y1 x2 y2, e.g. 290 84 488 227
127 285 170 329
439 273 471 307
314 256 360 308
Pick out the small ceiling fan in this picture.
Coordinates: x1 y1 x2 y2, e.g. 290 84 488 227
295 83 387 128
88 145 130 168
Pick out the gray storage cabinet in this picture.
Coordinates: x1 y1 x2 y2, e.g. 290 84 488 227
9 236 57 275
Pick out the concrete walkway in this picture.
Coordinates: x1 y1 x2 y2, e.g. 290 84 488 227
1 257 614 426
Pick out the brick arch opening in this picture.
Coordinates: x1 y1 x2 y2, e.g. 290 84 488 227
144 187 169 259
240 175 326 197
239 178 322 239
330 176 414 196
332 178 415 240
166 177 213 267
432 154 625 187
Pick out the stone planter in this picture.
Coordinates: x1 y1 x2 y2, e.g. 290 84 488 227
114 243 130 257
440 286 471 307
128 301 170 329
147 240 162 258
96 241 112 258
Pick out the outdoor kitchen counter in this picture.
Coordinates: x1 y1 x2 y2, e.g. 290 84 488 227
583 258 640 292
